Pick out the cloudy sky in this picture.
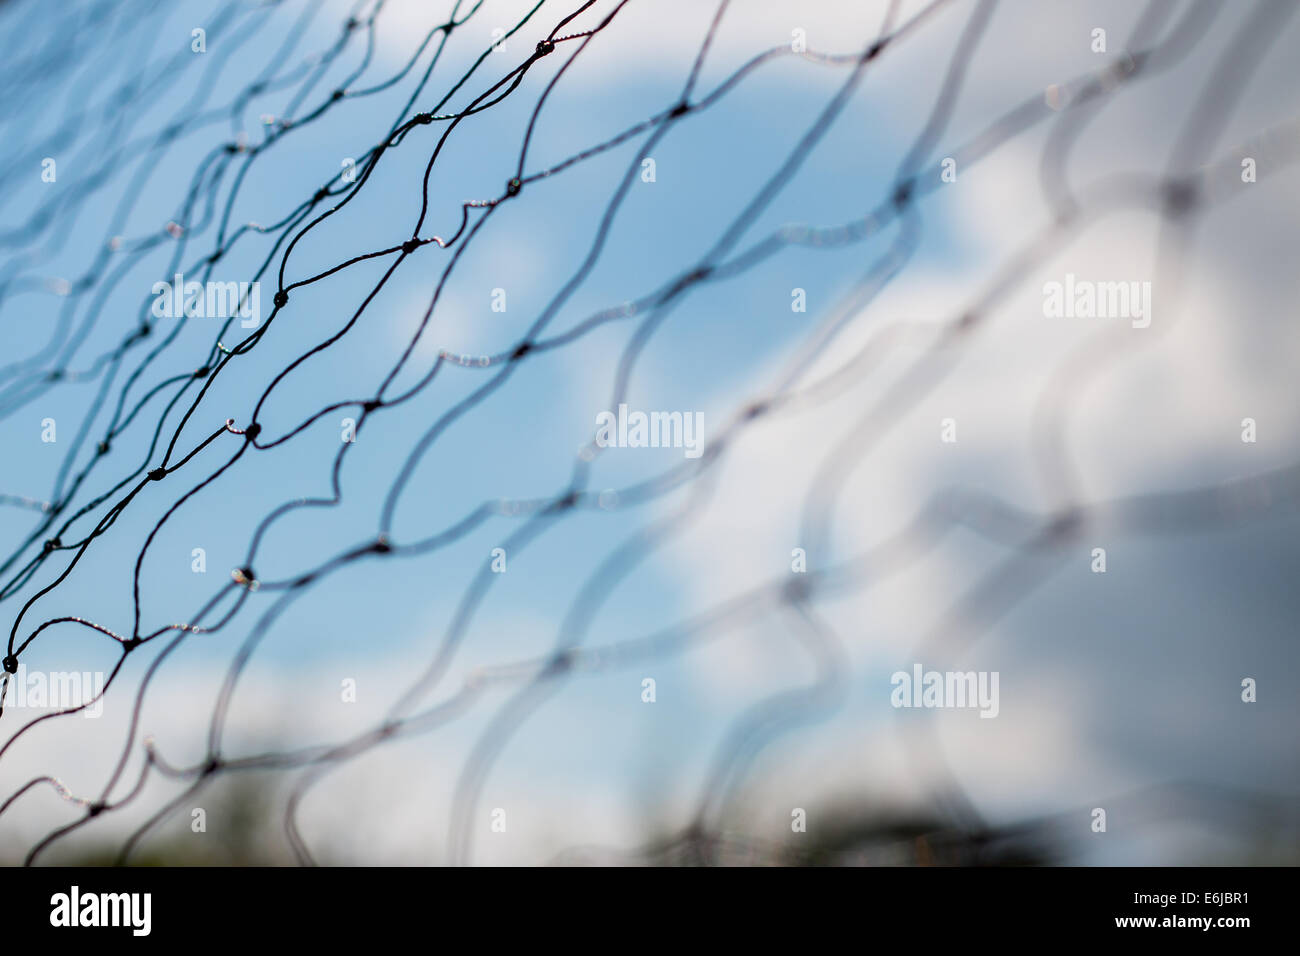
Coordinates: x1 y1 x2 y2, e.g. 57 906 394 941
0 0 1296 865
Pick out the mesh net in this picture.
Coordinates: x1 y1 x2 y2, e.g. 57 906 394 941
0 0 1297 865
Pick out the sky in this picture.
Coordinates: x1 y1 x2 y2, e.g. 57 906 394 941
0 0 1296 865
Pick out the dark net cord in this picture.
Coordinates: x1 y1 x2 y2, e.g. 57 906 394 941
0 0 1294 865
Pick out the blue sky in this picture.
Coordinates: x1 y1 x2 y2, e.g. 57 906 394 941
0 0 1296 865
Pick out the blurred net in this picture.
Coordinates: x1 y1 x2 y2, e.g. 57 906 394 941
0 0 1296 865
